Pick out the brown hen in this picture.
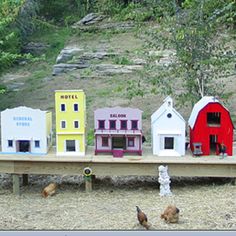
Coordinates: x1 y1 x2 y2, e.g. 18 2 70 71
161 205 180 223
42 183 57 198
136 206 150 230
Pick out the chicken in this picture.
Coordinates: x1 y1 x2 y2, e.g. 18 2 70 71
160 205 180 223
136 206 150 230
42 183 57 198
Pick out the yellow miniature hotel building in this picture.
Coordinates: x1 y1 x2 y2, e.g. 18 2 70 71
55 90 86 156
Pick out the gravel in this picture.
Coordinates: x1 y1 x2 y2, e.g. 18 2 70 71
0 174 236 230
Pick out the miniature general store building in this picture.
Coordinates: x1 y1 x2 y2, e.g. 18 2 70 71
188 96 234 156
55 90 86 156
94 107 143 157
151 96 186 156
0 106 52 154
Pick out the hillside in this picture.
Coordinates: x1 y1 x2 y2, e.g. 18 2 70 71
0 1 236 145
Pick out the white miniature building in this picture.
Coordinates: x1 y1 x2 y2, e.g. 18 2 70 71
151 96 186 156
1 106 52 154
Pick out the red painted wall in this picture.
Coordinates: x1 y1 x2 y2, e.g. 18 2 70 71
190 103 234 156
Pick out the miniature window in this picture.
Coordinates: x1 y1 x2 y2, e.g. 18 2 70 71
74 120 79 128
120 120 127 130
164 137 174 149
35 140 40 148
207 112 221 126
109 120 116 130
66 140 76 152
131 120 138 130
128 137 135 147
74 104 79 112
102 137 109 147
61 121 66 128
8 140 13 147
98 120 105 129
61 104 66 111
167 113 172 118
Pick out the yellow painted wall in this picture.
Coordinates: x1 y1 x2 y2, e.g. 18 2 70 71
55 90 86 133
56 134 85 153
55 90 86 154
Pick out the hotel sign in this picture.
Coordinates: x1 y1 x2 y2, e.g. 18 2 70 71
60 95 78 99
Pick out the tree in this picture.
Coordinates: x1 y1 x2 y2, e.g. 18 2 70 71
0 0 23 76
145 0 236 107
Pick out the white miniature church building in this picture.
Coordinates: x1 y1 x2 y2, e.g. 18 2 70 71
1 106 52 154
151 96 186 156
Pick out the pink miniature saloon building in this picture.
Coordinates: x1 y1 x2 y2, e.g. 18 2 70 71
188 96 234 156
94 107 143 157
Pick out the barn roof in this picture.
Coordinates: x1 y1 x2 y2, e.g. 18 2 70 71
151 96 185 124
188 96 230 129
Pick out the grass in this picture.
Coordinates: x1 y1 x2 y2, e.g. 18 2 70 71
113 55 133 65
28 27 73 63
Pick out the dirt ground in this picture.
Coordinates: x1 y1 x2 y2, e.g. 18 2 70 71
0 174 236 231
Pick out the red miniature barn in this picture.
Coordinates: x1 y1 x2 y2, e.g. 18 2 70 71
188 96 234 156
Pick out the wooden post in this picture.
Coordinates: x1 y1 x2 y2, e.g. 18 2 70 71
12 174 20 195
83 167 93 192
22 174 29 186
85 176 92 192
233 178 236 186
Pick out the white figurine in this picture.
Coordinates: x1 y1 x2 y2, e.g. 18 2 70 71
158 165 172 196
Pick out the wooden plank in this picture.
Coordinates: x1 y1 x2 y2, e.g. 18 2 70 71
13 161 92 175
12 174 20 195
0 160 233 178
0 161 14 173
168 164 236 177
0 149 236 178
90 163 159 176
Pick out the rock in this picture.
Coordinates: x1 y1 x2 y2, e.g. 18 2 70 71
7 82 25 91
56 47 84 64
77 13 104 25
52 63 90 76
149 49 176 67
80 51 118 61
43 77 53 82
132 58 146 65
98 22 135 30
22 42 49 55
72 21 135 31
95 64 143 75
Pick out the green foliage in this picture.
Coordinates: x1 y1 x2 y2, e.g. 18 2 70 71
0 84 7 95
38 0 88 25
145 0 236 107
115 2 154 22
0 0 24 75
94 0 125 16
183 0 236 29
113 56 132 65
126 80 144 100
28 27 72 63
0 0 41 76
87 128 94 146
